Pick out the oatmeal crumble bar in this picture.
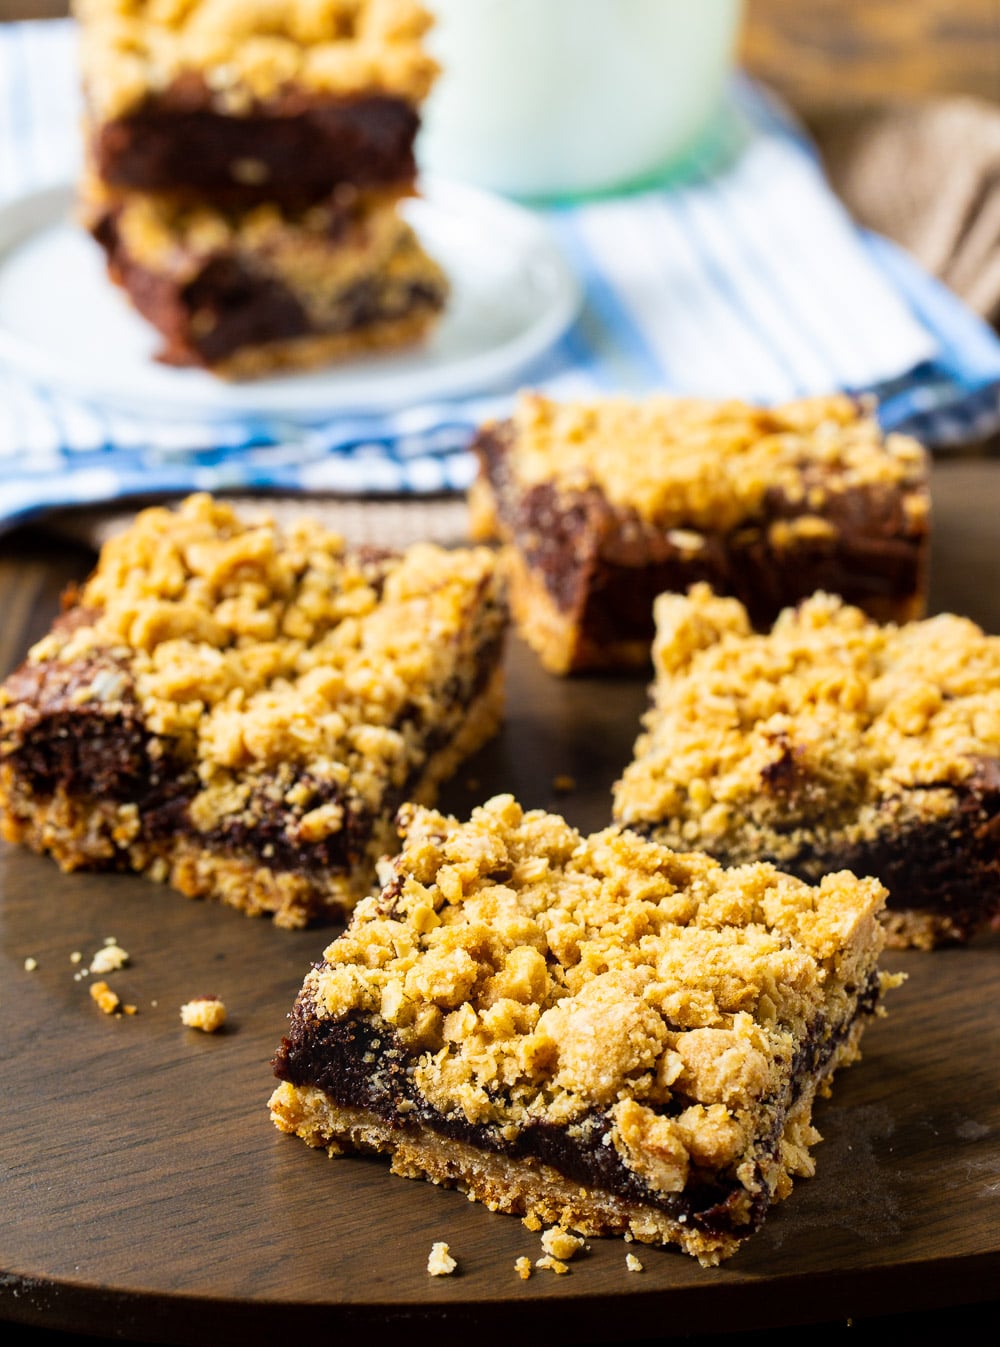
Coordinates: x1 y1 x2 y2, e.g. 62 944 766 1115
84 180 448 374
76 0 437 205
614 585 1000 949
0 495 507 927
76 2 446 375
269 794 891 1265
470 392 929 674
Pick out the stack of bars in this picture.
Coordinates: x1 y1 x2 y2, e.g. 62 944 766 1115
75 0 448 376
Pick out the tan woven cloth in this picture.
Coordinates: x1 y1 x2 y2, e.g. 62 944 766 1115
812 96 1000 328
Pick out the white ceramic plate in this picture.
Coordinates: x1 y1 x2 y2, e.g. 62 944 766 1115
0 179 579 422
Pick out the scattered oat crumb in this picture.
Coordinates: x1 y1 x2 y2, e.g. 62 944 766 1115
624 1231 634 1242
123 1004 138 1016
535 1255 570 1275
541 1227 584 1261
90 943 129 975
103 936 117 945
180 996 226 1033
70 951 82 965
151 1000 158 1008
23 957 38 972
626 1253 644 1273
551 773 576 795
514 1256 532 1280
427 1242 457 1276
521 1212 542 1232
90 981 120 1015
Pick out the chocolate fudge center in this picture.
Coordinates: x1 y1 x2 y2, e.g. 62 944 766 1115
93 94 420 207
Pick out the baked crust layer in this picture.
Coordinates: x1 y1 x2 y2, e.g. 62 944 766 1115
470 394 930 674
614 585 1000 947
271 795 890 1261
0 496 508 925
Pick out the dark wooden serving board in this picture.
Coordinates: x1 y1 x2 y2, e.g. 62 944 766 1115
1 461 999 1345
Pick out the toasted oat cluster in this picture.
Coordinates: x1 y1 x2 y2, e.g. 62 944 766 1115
469 392 929 673
491 392 926 532
614 585 1000 947
271 795 891 1264
0 496 508 926
180 996 227 1032
76 0 438 120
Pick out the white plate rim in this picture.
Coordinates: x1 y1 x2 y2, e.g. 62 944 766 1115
0 177 580 422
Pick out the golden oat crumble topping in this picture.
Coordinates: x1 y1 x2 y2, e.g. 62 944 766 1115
613 586 1000 858
76 0 438 121
499 392 927 533
84 175 409 283
7 495 501 831
92 185 447 329
304 795 886 1186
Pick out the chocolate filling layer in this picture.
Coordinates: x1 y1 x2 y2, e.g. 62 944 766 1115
771 762 1000 941
272 971 880 1238
473 422 927 646
92 89 419 206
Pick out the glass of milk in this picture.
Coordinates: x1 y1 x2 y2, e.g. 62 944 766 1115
419 0 744 198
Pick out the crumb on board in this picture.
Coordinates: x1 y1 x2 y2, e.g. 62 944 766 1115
23 957 38 972
180 996 226 1033
90 980 120 1015
535 1255 570 1275
541 1227 584 1261
551 773 576 795
514 1256 532 1280
427 1242 457 1276
626 1253 644 1273
90 943 130 975
521 1213 542 1232
70 951 82 964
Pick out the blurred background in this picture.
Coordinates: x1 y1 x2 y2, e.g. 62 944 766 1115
3 0 998 105
6 0 997 326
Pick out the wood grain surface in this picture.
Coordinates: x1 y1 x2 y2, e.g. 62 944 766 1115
743 0 1000 110
0 461 999 1345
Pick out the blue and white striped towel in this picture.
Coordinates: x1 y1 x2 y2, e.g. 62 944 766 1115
2 19 1000 532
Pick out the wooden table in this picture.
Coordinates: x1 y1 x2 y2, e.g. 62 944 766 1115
1 461 998 1345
